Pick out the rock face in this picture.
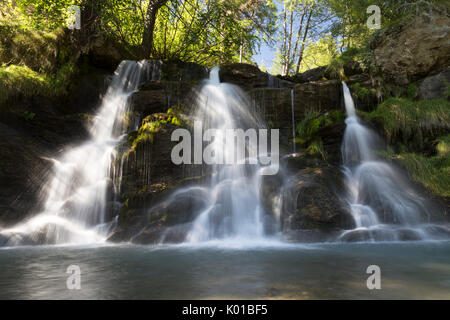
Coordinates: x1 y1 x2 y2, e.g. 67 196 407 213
250 79 344 151
372 10 450 85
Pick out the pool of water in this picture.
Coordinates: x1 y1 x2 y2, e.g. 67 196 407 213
1 241 450 299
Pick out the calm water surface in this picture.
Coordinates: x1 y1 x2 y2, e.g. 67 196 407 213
1 241 450 299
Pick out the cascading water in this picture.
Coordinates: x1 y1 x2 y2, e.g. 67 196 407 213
340 82 449 241
0 60 160 245
184 67 279 243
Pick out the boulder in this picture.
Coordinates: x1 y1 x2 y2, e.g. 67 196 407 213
280 164 354 234
292 66 329 83
109 183 210 244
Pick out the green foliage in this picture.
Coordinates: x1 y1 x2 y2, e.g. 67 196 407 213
326 47 359 80
101 0 277 65
350 82 375 101
306 139 326 160
295 110 344 143
297 34 337 73
3 0 80 31
273 0 332 75
363 97 450 142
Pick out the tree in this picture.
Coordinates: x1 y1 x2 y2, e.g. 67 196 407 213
259 58 268 72
296 34 337 73
142 0 169 57
150 0 277 66
274 0 331 76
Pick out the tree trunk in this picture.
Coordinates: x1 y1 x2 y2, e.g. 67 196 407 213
281 2 288 76
142 0 168 58
295 8 313 74
71 0 102 53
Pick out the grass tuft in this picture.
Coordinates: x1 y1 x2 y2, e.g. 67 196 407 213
362 97 450 142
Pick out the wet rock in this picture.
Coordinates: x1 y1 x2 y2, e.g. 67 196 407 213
339 228 424 242
339 229 373 242
219 63 268 90
134 223 192 244
396 229 423 241
281 165 354 234
111 185 209 244
130 82 167 115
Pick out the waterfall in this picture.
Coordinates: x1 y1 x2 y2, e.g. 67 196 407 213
340 82 446 241
185 67 277 243
0 60 161 245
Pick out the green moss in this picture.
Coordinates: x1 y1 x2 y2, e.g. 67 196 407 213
294 110 344 160
362 97 450 142
128 105 187 152
350 82 376 103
